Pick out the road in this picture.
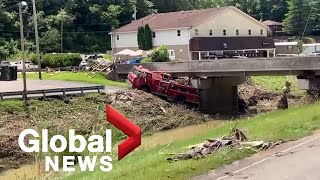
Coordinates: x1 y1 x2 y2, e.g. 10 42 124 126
194 132 320 180
0 79 124 100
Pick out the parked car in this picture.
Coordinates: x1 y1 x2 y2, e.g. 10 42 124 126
232 55 248 59
125 57 144 64
85 54 104 61
309 51 320 56
15 61 34 65
79 60 88 67
276 54 299 57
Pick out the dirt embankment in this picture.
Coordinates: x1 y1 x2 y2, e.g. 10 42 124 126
0 114 33 172
0 91 209 173
239 83 307 113
0 86 309 173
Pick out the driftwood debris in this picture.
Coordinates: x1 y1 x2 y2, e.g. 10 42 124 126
167 129 248 162
167 129 283 162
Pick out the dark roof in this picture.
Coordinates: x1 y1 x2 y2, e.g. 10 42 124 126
262 20 282 26
113 6 231 33
189 37 275 51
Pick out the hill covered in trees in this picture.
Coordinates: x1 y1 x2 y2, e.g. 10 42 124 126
0 0 319 59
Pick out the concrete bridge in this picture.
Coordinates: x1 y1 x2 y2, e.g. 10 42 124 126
115 56 320 114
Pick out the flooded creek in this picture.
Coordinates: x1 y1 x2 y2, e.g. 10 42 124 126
142 120 229 149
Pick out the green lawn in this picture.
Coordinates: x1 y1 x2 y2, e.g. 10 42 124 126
62 102 320 180
20 72 128 88
252 76 304 96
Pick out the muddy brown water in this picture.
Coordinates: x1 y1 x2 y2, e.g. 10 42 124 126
0 120 228 180
142 120 228 149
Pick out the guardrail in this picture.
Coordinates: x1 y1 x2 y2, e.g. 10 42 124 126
0 85 105 100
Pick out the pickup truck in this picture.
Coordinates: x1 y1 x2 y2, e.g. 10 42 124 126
127 66 200 104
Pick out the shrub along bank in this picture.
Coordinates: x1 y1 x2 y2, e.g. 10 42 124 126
30 53 82 68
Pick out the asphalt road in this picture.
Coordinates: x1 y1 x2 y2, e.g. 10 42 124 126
194 132 320 180
0 79 123 100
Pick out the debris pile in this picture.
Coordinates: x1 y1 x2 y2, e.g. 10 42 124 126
239 84 279 107
175 77 190 86
92 90 210 133
167 129 284 162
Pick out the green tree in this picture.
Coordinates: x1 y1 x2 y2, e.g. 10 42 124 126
136 0 155 19
40 28 60 53
137 26 145 50
0 46 9 60
144 24 153 50
151 45 169 62
283 0 313 36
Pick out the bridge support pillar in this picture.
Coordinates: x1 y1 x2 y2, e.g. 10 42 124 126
298 77 320 98
191 76 245 114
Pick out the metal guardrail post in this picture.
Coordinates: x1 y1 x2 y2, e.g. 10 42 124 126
63 89 66 96
43 90 46 99
0 93 3 100
97 86 101 93
80 87 84 95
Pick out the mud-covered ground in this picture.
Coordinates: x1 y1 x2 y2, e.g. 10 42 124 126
0 85 310 173
0 113 33 173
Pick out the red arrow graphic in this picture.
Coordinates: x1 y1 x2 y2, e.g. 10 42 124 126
106 105 142 160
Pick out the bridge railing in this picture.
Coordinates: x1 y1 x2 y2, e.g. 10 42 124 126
0 85 105 100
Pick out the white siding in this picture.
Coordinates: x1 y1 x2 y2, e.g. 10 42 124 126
153 29 189 46
191 8 268 38
113 29 189 49
113 32 138 48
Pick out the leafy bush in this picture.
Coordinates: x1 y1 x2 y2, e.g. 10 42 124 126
103 54 112 60
151 45 170 62
30 53 82 68
141 57 152 63
29 53 38 63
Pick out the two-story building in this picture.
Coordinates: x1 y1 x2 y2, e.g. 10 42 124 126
110 6 276 60
262 20 283 37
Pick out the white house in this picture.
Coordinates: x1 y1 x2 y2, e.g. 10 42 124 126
110 6 276 60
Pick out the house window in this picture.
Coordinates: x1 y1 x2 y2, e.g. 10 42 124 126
223 29 226 36
236 29 239 35
248 29 252 35
195 29 199 35
152 32 156 38
116 35 119 40
177 30 181 36
209 29 213 36
260 29 263 35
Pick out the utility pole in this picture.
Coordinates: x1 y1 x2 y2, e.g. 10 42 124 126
132 6 137 22
302 7 313 39
260 12 264 22
32 0 42 80
61 15 64 53
19 1 28 111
